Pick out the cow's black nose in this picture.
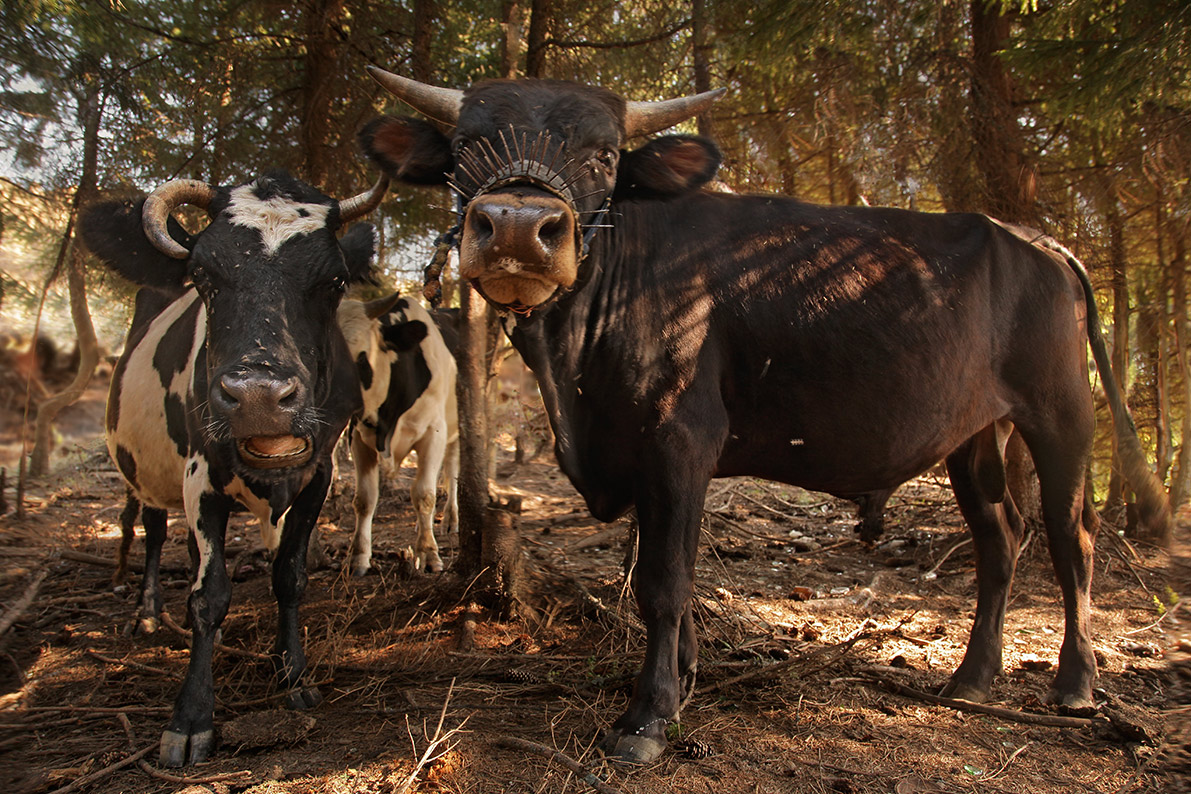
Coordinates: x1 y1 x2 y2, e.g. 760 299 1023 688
214 373 302 416
466 192 574 269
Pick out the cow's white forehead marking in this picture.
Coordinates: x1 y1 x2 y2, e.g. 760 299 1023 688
226 184 331 256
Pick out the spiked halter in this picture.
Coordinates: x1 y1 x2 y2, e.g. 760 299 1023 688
423 126 612 312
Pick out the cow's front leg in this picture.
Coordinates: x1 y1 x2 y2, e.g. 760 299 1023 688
160 486 232 768
349 428 380 576
271 462 331 709
602 432 715 764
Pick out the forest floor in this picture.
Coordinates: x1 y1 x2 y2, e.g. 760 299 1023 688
0 374 1189 794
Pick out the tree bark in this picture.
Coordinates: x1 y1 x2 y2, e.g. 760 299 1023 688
691 0 714 138
27 81 103 480
525 0 551 78
1169 228 1191 510
500 0 525 78
455 283 489 572
1103 173 1130 510
412 0 437 83
299 0 344 187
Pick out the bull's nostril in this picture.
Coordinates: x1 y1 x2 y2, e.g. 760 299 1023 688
539 218 566 244
472 212 494 239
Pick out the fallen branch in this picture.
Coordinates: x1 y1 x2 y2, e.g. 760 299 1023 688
86 649 181 679
699 622 874 696
867 678 1106 729
922 537 972 578
495 736 623 794
393 679 467 794
0 568 48 639
44 742 154 794
160 611 271 661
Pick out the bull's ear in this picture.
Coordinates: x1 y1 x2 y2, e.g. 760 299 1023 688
380 319 428 352
78 199 191 291
340 223 378 284
358 116 453 185
614 135 722 199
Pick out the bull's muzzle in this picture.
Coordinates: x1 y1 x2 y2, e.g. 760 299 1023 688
459 191 579 309
211 373 314 469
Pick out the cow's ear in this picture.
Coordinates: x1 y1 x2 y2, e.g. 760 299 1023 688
340 223 378 284
358 116 453 185
78 199 190 290
381 319 428 352
614 135 721 199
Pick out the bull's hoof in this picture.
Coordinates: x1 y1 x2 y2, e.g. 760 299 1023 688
283 685 323 710
159 727 214 768
1044 687 1095 711
938 680 990 703
599 732 667 765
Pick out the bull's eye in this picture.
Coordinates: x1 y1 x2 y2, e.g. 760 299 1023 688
595 148 617 170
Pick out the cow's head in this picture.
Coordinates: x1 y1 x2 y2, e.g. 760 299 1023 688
358 69 723 312
81 171 387 479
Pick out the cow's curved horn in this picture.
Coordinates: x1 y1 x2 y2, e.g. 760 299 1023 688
366 66 463 126
338 175 390 222
142 179 216 259
624 88 727 138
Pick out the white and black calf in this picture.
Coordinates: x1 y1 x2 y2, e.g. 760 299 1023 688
80 170 386 767
338 294 459 574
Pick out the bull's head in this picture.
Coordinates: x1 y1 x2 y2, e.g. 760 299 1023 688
359 69 724 312
83 172 387 478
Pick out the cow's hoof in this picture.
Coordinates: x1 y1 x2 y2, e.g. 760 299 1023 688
284 685 323 710
939 680 989 703
599 732 667 765
137 615 161 635
1044 688 1095 711
417 552 444 573
350 564 371 578
159 728 214 768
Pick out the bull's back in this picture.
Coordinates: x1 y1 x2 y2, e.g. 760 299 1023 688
107 291 206 509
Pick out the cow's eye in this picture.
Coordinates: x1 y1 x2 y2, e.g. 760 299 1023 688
595 148 617 169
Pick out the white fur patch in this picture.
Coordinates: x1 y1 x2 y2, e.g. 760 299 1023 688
226 184 331 256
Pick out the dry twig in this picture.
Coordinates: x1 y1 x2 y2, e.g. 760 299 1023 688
495 735 624 794
86 649 181 679
0 568 48 641
160 611 271 661
393 678 467 794
868 679 1106 729
699 622 875 696
117 712 252 785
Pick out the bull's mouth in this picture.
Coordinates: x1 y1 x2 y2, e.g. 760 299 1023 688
237 435 313 469
472 272 562 312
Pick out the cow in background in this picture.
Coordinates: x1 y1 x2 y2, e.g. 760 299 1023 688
358 70 1170 764
338 293 458 574
79 170 387 767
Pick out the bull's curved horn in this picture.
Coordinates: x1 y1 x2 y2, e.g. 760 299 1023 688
624 88 727 138
366 66 463 126
142 179 216 259
338 175 390 222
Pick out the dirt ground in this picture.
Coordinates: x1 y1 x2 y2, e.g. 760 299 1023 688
0 374 1189 794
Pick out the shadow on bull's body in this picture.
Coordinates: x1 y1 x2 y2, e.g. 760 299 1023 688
79 170 386 767
359 69 1171 765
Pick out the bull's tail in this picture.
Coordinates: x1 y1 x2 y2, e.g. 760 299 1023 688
1055 242 1173 544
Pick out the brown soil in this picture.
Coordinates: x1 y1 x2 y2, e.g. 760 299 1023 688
0 378 1188 794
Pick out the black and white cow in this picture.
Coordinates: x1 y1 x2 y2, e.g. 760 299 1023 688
356 70 1171 763
337 293 459 574
79 170 387 767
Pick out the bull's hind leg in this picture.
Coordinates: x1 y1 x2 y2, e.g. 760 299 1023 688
941 426 1025 702
1021 423 1098 708
114 490 139 586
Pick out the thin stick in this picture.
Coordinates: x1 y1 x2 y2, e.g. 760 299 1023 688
86 649 181 679
160 611 271 661
699 626 873 696
43 743 154 794
923 537 972 577
393 678 466 794
495 736 624 794
0 568 48 638
869 679 1105 728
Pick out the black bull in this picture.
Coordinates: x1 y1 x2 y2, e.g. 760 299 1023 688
360 70 1171 764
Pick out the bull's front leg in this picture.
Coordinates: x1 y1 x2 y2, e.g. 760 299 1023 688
601 428 717 764
161 471 233 768
270 461 332 709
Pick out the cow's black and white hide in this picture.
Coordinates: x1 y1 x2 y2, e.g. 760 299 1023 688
338 294 459 574
80 169 386 767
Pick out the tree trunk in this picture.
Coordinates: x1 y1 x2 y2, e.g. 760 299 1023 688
28 82 103 479
299 0 344 187
525 0 551 78
500 0 525 79
412 0 437 83
455 283 488 572
1169 228 1191 510
691 0 714 138
1104 176 1130 511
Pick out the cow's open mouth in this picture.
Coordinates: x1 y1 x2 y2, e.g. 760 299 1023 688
237 435 313 469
